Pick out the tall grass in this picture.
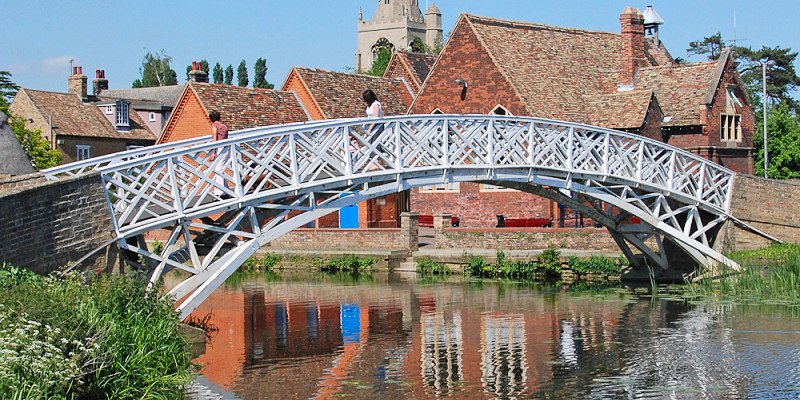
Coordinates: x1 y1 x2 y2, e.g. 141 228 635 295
0 263 194 399
689 243 800 304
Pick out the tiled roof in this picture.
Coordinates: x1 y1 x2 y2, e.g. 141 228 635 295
20 89 154 140
463 14 710 128
396 52 437 88
288 67 413 119
189 83 309 130
634 62 716 126
584 90 656 129
100 85 185 108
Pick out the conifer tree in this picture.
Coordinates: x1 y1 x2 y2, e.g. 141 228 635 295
224 65 233 85
237 60 248 87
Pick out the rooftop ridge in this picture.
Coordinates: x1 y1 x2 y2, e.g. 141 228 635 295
464 13 622 38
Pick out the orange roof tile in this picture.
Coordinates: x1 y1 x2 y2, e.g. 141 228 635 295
584 90 656 129
634 62 716 126
188 83 309 130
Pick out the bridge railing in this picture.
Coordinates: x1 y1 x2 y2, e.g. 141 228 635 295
86 115 734 236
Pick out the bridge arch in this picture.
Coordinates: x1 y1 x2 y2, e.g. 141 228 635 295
45 115 738 318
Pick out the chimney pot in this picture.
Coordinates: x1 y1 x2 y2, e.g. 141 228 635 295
72 66 78 75
95 69 101 78
77 66 82 75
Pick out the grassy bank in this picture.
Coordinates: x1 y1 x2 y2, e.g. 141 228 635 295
688 243 800 305
0 264 194 399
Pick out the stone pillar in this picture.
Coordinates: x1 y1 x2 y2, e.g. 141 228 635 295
433 213 451 231
400 212 419 253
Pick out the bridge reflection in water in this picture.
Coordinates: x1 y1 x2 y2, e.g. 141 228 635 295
187 274 800 399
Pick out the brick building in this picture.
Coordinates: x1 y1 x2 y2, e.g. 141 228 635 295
383 51 437 96
408 8 755 227
10 67 156 164
282 67 414 228
158 81 309 144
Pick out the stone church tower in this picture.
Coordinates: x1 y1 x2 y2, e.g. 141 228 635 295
356 0 442 72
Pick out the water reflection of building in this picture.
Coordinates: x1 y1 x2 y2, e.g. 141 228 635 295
482 314 527 397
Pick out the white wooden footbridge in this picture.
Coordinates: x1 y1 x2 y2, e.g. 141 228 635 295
44 115 741 319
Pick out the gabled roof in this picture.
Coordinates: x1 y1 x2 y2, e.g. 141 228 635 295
18 88 154 140
283 67 413 119
385 51 437 91
159 82 310 143
634 62 716 126
100 85 185 108
188 83 309 130
0 112 35 175
584 90 658 129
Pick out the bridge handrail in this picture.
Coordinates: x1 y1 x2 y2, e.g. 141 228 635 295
41 118 359 180
90 114 734 236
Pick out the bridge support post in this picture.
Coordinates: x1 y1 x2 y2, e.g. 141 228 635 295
434 213 452 231
401 212 419 254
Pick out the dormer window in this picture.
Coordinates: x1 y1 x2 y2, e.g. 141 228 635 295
115 100 130 130
104 105 113 115
490 105 511 115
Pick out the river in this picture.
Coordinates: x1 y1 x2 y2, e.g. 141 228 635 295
186 271 800 399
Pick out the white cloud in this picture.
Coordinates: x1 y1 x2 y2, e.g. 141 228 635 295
8 56 79 76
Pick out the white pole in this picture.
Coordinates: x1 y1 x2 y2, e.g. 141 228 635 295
763 62 768 178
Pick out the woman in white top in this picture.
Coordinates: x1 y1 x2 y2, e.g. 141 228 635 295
363 89 382 118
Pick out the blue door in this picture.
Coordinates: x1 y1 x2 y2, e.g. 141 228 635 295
339 193 359 228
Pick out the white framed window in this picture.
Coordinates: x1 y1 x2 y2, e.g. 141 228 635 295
490 105 511 115
148 112 157 122
76 145 91 161
115 101 129 128
420 182 460 193
104 105 113 114
720 114 741 142
480 183 516 192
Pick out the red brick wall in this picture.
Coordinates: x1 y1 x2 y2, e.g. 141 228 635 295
636 97 664 141
435 227 619 251
619 9 646 87
58 136 151 164
282 71 325 120
384 57 419 96
410 17 527 115
159 89 210 143
410 183 551 227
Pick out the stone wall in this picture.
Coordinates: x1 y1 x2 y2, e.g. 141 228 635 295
433 227 620 251
725 174 800 250
0 172 116 274
0 172 47 194
266 228 405 250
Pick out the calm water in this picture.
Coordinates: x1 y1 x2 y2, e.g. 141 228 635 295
187 272 800 400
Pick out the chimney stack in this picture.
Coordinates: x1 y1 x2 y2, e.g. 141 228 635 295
68 65 88 101
619 7 646 89
188 60 209 83
93 69 109 96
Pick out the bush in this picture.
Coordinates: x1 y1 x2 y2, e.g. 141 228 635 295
0 265 194 399
321 255 376 273
241 253 282 272
567 255 627 275
416 257 450 276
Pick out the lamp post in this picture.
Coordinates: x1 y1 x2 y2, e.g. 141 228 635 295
763 61 769 178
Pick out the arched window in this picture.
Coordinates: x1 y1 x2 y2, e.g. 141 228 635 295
371 38 395 58
490 105 511 115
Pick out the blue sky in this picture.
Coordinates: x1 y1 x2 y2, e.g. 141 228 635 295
3 1 798 94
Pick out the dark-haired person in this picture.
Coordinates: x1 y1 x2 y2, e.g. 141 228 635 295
209 110 230 197
362 89 387 154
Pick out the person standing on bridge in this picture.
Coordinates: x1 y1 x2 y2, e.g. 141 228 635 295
362 89 386 153
209 111 230 197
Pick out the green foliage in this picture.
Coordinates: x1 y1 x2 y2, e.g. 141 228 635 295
690 243 800 305
415 257 450 276
753 102 800 178
237 60 248 87
409 36 442 55
320 255 376 273
364 47 392 77
253 58 274 89
0 71 19 114
466 254 489 277
0 266 193 398
212 63 224 84
686 32 724 60
539 247 562 276
224 64 234 85
464 247 563 280
131 50 178 88
8 114 61 169
241 253 282 272
567 255 627 275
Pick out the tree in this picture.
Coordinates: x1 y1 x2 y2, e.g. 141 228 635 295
754 103 800 178
132 50 178 88
686 32 725 61
0 71 19 114
224 64 233 85
253 58 274 89
9 115 61 169
409 36 442 55
364 47 392 77
213 63 224 84
237 60 248 87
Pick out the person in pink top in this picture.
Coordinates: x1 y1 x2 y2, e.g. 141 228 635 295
209 111 230 196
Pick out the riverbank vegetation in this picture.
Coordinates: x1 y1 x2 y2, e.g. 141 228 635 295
688 243 800 305
0 263 194 399
465 248 626 281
